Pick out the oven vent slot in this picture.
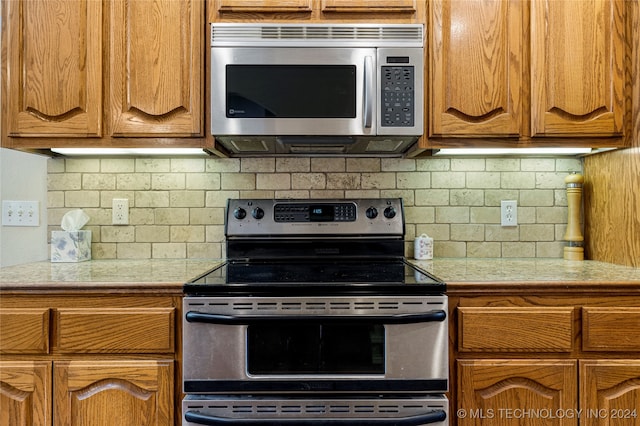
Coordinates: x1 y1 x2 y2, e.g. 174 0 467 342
190 403 429 415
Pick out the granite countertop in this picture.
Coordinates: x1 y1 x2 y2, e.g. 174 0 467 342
1 258 639 294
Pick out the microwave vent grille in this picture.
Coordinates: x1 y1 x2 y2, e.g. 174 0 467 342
211 24 424 47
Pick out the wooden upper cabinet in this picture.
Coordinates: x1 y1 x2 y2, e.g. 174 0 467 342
429 0 525 137
110 0 203 137
531 0 626 136
5 0 103 137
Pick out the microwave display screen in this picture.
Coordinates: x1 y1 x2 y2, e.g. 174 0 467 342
247 323 385 375
226 65 356 119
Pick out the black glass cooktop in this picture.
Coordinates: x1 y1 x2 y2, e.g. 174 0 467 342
184 259 445 296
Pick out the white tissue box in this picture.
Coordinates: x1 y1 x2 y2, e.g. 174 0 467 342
51 231 92 262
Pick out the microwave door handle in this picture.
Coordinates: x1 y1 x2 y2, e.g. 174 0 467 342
363 55 374 129
185 310 446 324
185 410 447 425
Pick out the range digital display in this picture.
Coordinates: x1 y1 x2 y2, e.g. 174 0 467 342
309 205 334 222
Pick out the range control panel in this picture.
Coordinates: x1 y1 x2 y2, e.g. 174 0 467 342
226 199 404 237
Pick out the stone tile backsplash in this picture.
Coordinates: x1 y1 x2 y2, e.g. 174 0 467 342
47 156 583 259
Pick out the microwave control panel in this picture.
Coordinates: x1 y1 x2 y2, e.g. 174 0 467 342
381 65 414 127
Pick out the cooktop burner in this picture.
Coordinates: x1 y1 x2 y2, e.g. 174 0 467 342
184 259 444 296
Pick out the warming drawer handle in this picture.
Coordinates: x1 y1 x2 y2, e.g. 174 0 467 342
185 310 446 325
185 409 446 425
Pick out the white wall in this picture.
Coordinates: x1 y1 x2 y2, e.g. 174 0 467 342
0 148 49 267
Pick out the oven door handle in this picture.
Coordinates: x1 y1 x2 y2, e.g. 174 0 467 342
185 310 446 324
184 410 446 425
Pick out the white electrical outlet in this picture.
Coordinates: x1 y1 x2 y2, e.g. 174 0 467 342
501 200 518 227
2 200 40 226
112 198 129 225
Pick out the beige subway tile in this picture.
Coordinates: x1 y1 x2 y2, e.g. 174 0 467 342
415 189 449 206
381 158 414 172
435 206 469 223
344 190 380 198
485 225 519 241
501 172 535 189
207 158 241 172
349 158 381 172
91 243 117 259
82 208 112 226
241 158 275 173
484 189 519 206
155 208 189 225
521 158 555 171
135 158 170 172
518 206 537 224
405 206 435 224
309 190 344 199
537 241 564 258
152 243 186 258
117 243 151 259
451 158 485 171
554 189 568 206
206 225 226 243
101 158 135 173
432 172 465 188
65 158 100 173
190 208 225 225
187 243 222 259
397 172 429 189
502 242 535 257
135 191 169 208
276 190 310 199
152 173 185 190
327 173 361 189
436 241 466 257
416 158 450 171
136 225 170 243
466 172 501 189
100 191 135 208
520 224 555 241
66 191 100 207
520 189 554 207
102 226 135 242
276 158 310 172
451 224 484 241
82 174 116 190
171 158 205 173
206 190 240 207
117 173 151 190
170 191 205 208
381 189 414 205
256 173 291 190
361 173 396 189
221 173 255 190
311 158 345 172
450 189 484 206
292 173 326 190
536 206 567 224
186 173 221 190
416 224 449 240
171 225 205 242
240 190 275 198
467 242 502 258
48 192 64 208
48 173 81 191
470 207 500 224
48 158 65 173
555 224 567 240
536 172 568 189
555 158 582 172
486 158 520 171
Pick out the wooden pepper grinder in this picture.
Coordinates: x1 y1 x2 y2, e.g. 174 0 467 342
563 172 584 261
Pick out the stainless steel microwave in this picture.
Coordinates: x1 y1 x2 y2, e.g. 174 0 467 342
210 24 424 156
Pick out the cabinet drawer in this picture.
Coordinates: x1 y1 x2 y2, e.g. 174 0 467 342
0 308 50 354
583 307 640 351
54 308 175 353
458 307 574 352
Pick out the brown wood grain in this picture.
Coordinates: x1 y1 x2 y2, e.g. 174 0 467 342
582 307 640 351
0 309 49 354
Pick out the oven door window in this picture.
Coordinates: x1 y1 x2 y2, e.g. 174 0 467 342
226 65 356 119
247 323 384 375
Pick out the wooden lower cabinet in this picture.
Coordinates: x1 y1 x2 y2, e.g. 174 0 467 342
0 361 51 426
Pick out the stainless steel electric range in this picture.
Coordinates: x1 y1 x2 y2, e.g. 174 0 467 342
183 198 449 426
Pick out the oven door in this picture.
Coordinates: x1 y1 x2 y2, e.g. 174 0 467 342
183 295 448 394
183 395 448 426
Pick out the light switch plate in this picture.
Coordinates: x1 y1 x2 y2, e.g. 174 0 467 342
2 200 40 226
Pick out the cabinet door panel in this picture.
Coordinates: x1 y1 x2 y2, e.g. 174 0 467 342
580 360 640 426
458 360 578 426
583 307 640 351
321 0 417 13
430 0 524 137
0 308 50 354
5 0 102 137
531 0 626 136
54 360 173 426
110 0 203 136
0 361 51 426
216 0 313 12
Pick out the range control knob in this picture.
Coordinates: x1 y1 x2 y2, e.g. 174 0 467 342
233 207 247 220
252 207 265 220
365 207 378 219
384 206 397 219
